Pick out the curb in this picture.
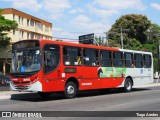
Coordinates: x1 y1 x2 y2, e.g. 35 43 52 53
0 95 11 100
0 91 28 100
134 83 160 88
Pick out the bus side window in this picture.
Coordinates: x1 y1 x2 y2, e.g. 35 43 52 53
134 53 143 68
124 52 133 68
113 52 124 67
76 48 82 65
83 49 99 66
63 46 82 66
144 54 151 68
100 50 112 67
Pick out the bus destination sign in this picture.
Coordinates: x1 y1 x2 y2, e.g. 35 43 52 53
13 40 39 50
79 33 94 44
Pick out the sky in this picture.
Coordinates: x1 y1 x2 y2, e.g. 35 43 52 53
1 0 160 41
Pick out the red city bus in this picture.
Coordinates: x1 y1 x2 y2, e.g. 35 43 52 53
10 39 153 98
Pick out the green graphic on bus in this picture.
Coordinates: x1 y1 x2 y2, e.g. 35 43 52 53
100 67 127 78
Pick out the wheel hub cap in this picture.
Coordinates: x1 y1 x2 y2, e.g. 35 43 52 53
67 86 74 94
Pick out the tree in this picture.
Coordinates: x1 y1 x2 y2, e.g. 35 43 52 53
145 23 160 44
94 36 105 46
0 8 18 48
143 24 160 72
109 14 151 44
124 38 142 50
108 39 121 48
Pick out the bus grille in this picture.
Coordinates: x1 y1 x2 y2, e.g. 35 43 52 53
13 81 30 84
15 86 29 90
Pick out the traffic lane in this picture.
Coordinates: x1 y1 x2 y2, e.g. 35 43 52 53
0 87 160 112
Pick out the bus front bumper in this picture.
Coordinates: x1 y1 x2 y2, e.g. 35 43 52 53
10 81 42 92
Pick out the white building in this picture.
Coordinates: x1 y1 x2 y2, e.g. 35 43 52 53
0 8 53 75
2 8 52 43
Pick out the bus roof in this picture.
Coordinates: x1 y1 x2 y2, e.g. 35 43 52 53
14 39 152 55
39 39 119 51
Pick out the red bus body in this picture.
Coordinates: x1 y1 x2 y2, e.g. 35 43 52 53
10 39 153 98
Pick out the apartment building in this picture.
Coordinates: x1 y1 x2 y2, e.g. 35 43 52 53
0 8 53 75
2 8 53 43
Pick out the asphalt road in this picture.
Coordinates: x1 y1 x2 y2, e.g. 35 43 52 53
0 87 160 120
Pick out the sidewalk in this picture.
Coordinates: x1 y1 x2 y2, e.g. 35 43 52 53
135 82 160 88
0 91 29 100
0 81 160 100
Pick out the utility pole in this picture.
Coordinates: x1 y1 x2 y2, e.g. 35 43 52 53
120 28 130 49
120 28 123 49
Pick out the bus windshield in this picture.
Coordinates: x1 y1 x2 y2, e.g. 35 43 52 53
11 48 41 73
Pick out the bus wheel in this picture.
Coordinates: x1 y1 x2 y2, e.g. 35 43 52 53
64 82 77 99
124 78 133 92
38 92 51 98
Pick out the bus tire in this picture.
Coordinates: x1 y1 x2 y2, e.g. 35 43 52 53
38 92 51 98
124 78 133 92
64 82 77 99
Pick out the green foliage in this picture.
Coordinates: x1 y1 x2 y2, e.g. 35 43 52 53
142 43 159 72
154 58 158 72
124 38 142 50
107 14 160 72
109 14 151 44
145 24 160 44
94 36 105 46
108 40 121 48
142 44 155 52
0 8 18 47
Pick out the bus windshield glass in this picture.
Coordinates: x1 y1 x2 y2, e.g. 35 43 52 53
11 40 41 73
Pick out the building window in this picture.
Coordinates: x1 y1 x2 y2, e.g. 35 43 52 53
41 24 43 30
21 31 24 39
30 33 34 39
37 22 42 29
30 20 34 27
37 34 41 39
22 17 23 25
19 16 21 24
45 26 49 32
27 19 29 26
13 14 15 20
13 30 15 35
27 33 30 39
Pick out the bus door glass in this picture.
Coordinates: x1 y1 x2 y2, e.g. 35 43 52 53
43 44 60 74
